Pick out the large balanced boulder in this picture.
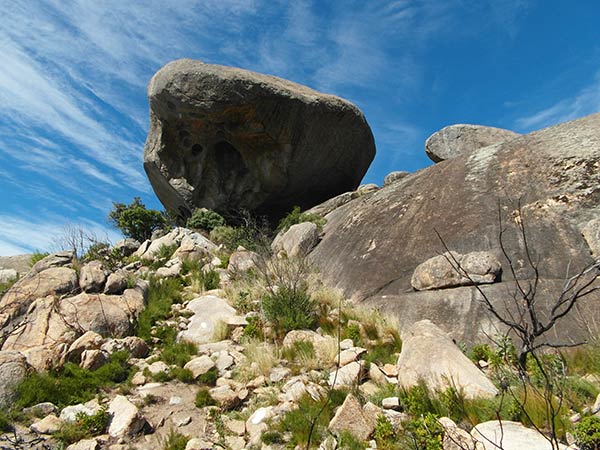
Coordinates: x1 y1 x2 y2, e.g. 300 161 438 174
143 59 375 220
310 112 600 344
425 124 519 163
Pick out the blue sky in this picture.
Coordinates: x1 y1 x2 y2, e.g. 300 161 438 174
1 0 599 255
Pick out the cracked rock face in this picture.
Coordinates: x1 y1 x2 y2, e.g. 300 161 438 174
144 59 376 221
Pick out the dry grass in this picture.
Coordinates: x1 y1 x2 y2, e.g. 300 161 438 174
236 339 279 380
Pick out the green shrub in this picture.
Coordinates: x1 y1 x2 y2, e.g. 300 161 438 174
277 206 326 233
29 251 49 267
108 197 166 242
575 416 600 450
262 286 317 336
399 381 440 417
261 430 285 444
187 209 226 231
197 269 220 291
161 429 189 450
0 412 13 432
136 277 184 341
277 390 347 447
402 413 443 450
55 408 110 445
195 387 216 408
338 431 366 450
15 351 132 409
197 367 219 386
374 415 398 450
209 213 270 252
160 340 197 368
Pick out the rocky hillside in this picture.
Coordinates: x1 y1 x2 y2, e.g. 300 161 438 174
0 215 598 450
2 62 600 449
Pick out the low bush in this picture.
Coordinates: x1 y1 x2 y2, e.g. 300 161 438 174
277 206 326 233
136 277 184 341
575 416 600 450
55 408 110 445
29 251 49 267
15 351 132 409
195 387 216 408
402 413 444 450
0 412 13 432
262 286 317 337
197 269 220 291
186 209 226 231
197 367 219 386
161 429 189 450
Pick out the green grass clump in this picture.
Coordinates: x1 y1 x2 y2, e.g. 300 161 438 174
563 342 600 375
276 206 326 233
262 286 317 337
15 351 132 409
276 390 347 448
0 412 13 432
159 340 197 368
187 209 226 231
29 251 50 267
195 387 216 408
197 367 219 386
136 277 183 341
55 408 110 445
338 431 367 450
197 269 220 291
161 429 189 450
575 416 600 450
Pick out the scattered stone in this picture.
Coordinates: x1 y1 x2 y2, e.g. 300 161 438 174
60 399 102 422
173 233 218 262
107 395 146 437
397 320 498 399
215 352 234 372
114 239 141 257
175 416 192 427
0 350 29 409
369 364 389 385
147 361 170 376
328 394 374 441
30 414 63 434
471 420 568 450
246 407 274 446
359 381 380 398
381 397 400 410
328 361 362 389
270 367 291 383
224 417 246 436
144 58 375 220
337 347 366 366
23 402 58 417
411 251 502 291
272 222 319 257
178 295 244 345
169 396 183 405
185 438 214 450
383 171 410 186
283 330 335 362
357 183 379 195
29 250 74 275
227 249 260 274
67 331 104 363
438 417 476 450
224 436 245 450
381 363 398 378
80 349 108 370
66 439 99 450
209 385 239 409
104 271 128 295
184 355 216 379
582 218 600 257
79 261 106 293
425 124 519 163
339 339 354 350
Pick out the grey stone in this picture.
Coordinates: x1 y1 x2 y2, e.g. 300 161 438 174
411 251 502 291
425 124 519 163
30 414 63 434
184 355 216 379
272 222 319 257
227 249 260 274
60 399 102 422
397 320 497 399
471 420 568 449
80 349 108 370
66 439 99 450
79 261 106 293
328 394 374 441
178 295 243 345
114 238 141 257
107 395 146 437
29 250 74 275
104 270 128 295
143 59 375 220
582 218 600 257
383 171 410 186
0 350 29 409
328 361 362 389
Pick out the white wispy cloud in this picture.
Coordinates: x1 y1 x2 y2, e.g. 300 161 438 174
515 72 600 131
